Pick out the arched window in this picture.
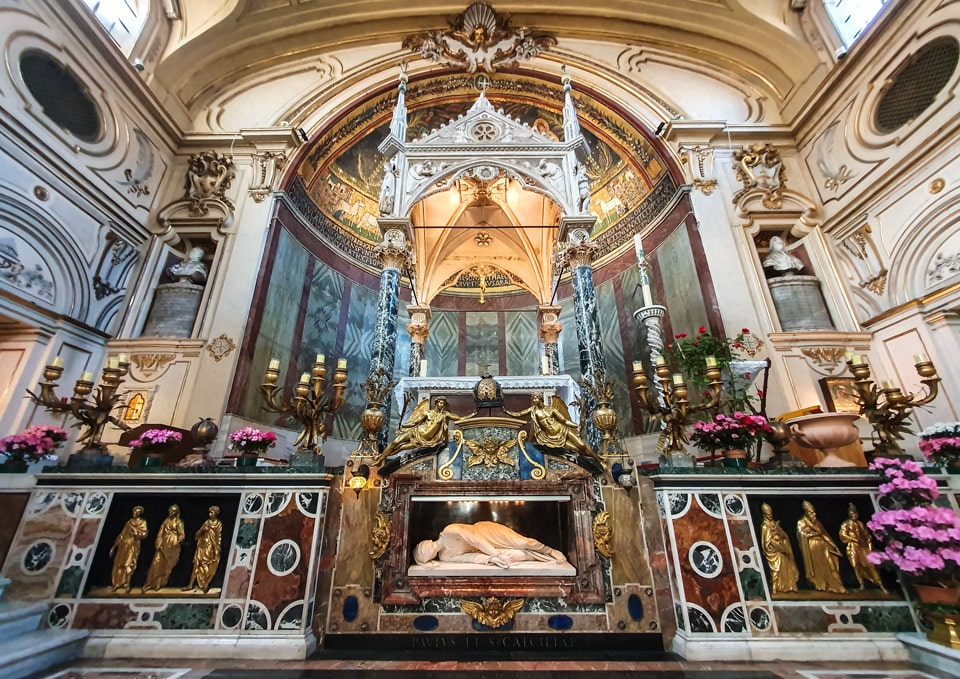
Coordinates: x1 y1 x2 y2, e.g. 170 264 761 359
81 0 148 56
824 0 889 48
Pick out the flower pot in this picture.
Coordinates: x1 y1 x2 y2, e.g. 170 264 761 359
0 459 28 474
140 452 164 468
721 448 748 469
914 584 960 606
236 453 259 467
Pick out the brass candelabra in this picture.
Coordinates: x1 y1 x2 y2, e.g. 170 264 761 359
352 367 397 459
259 354 348 455
27 355 131 452
631 358 723 456
845 353 941 458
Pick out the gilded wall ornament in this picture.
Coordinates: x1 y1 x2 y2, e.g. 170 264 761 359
249 151 286 203
369 511 390 560
130 353 177 376
463 436 516 468
206 334 237 362
185 151 235 216
800 347 847 370
861 270 888 295
461 597 525 628
592 510 614 558
679 145 717 195
403 3 556 73
733 144 786 209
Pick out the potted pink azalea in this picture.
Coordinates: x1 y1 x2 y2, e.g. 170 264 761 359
129 428 183 468
0 425 69 472
867 457 960 646
690 411 771 468
229 427 277 467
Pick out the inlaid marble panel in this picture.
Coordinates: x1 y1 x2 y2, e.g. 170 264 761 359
505 310 538 376
465 311 500 376
425 310 459 377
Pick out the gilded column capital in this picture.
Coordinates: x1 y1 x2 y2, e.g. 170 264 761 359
407 323 430 344
559 239 598 269
539 321 562 344
375 227 413 270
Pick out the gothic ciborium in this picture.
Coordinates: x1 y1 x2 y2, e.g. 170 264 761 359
785 412 860 468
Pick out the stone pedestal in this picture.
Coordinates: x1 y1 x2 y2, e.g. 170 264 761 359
767 275 833 331
142 281 204 337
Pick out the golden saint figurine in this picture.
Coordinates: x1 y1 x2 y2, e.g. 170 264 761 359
506 392 601 464
839 503 887 592
183 506 223 593
109 506 148 593
375 397 472 464
796 500 846 594
760 503 799 594
142 504 185 592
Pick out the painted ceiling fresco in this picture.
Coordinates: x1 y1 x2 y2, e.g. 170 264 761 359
289 71 677 286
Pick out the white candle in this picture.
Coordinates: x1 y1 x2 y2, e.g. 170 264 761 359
641 283 653 308
881 380 895 390
268 358 280 370
107 358 119 369
632 360 643 372
299 372 311 384
672 373 684 385
541 355 550 375
50 356 64 368
655 356 666 366
705 356 717 368
914 353 930 364
316 353 325 365
80 371 94 382
419 360 428 378
337 358 347 369
850 355 864 365
117 353 129 364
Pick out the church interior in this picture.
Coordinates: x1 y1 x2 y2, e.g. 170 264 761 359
2 1 960 677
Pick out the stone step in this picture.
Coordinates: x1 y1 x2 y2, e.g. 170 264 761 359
0 628 88 679
0 601 47 637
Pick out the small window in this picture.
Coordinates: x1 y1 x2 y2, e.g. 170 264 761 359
19 51 102 143
824 0 888 48
875 38 959 134
82 0 149 56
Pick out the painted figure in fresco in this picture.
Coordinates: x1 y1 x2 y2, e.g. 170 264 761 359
168 246 208 284
762 236 805 277
796 500 846 594
142 504 185 592
375 397 472 464
839 503 887 592
760 503 799 594
109 505 148 593
507 393 601 465
183 506 222 593
413 521 567 569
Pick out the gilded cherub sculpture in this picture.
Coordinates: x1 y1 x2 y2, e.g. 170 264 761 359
375 396 472 464
506 392 601 465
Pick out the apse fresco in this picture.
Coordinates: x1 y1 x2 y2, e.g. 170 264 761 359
293 72 675 270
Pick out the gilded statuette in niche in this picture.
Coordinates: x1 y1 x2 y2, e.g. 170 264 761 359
183 505 222 593
839 503 886 592
760 503 799 594
461 597 524 628
592 510 615 558
796 500 846 594
109 505 147 593
370 511 390 560
142 504 185 593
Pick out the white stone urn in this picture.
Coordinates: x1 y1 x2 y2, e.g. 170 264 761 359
785 412 860 468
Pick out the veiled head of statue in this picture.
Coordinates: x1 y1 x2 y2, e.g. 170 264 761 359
414 539 440 564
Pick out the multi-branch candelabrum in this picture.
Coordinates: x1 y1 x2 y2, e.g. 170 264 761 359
27 354 131 452
259 354 348 455
352 366 397 459
845 353 941 458
631 358 723 455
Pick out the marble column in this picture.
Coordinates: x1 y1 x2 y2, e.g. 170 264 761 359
370 226 412 447
537 305 562 375
406 305 432 377
563 235 605 448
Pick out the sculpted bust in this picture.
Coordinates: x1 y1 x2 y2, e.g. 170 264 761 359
762 236 805 277
169 246 208 284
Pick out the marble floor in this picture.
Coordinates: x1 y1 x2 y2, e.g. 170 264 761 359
36 660 953 679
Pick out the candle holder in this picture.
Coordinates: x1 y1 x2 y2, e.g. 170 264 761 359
351 367 397 459
259 355 348 459
580 367 624 460
845 354 941 458
26 358 131 453
631 359 723 463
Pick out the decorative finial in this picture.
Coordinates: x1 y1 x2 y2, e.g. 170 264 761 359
399 61 408 85
561 64 571 91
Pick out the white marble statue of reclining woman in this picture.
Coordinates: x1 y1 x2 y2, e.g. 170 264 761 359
413 521 567 569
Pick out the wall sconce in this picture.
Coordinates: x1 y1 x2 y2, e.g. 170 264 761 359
348 463 370 497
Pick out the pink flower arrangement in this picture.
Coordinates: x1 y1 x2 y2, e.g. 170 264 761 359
918 423 960 468
229 427 277 455
867 457 960 587
129 428 183 454
690 412 771 452
0 425 69 463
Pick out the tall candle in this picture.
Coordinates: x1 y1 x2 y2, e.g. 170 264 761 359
337 358 347 369
50 356 64 368
419 360 428 378
268 358 280 370
316 353 325 365
541 355 550 375
80 371 94 382
641 283 653 308
705 356 717 368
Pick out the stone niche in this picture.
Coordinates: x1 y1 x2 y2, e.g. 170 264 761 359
379 474 603 605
